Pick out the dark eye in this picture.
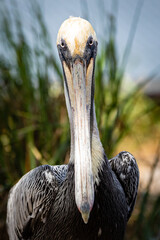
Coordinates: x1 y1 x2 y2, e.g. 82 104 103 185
88 38 93 46
61 40 65 48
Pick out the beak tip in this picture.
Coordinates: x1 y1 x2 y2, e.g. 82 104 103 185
81 211 90 224
79 201 92 224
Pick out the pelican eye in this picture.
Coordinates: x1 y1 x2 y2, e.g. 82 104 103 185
88 38 93 46
60 40 65 48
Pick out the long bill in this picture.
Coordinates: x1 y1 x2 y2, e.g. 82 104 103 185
63 58 94 224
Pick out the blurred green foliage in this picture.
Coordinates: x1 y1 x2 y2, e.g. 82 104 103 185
0 1 160 239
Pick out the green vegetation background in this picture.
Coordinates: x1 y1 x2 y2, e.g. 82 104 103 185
0 1 160 239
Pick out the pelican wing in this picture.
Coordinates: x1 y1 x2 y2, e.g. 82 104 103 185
7 164 67 239
109 151 139 220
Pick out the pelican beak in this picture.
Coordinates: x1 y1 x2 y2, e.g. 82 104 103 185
62 57 95 223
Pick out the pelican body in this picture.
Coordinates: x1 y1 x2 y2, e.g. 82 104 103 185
7 17 139 240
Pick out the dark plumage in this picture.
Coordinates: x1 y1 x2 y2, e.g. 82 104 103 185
7 17 139 240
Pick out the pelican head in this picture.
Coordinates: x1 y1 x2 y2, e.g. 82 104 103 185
57 17 98 224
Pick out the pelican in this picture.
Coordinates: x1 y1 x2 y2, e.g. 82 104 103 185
7 17 139 240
